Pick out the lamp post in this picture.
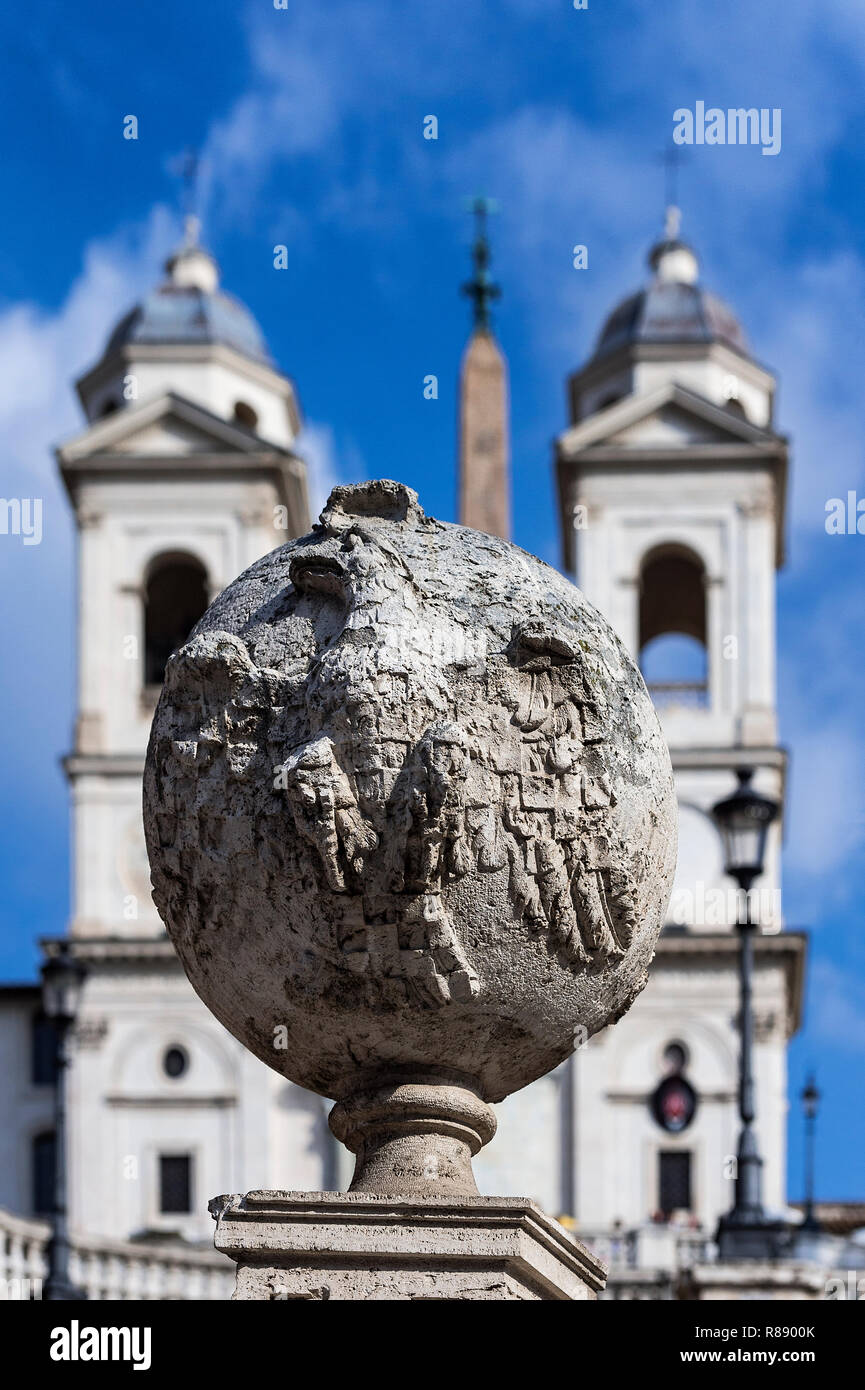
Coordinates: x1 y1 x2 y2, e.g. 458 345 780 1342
712 767 788 1260
41 942 88 1301
800 1075 821 1234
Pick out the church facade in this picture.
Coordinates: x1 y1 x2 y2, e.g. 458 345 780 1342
0 208 806 1284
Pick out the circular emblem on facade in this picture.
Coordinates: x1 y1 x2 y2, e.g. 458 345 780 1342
651 1074 697 1133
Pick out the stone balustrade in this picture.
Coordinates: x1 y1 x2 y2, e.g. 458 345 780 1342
0 1206 233 1301
579 1221 711 1270
576 1222 713 1299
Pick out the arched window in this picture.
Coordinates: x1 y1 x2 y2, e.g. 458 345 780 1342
144 553 209 686
32 1131 56 1217
639 546 708 709
233 401 258 430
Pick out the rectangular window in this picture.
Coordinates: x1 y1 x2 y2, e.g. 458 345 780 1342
31 1014 58 1086
658 1150 692 1216
159 1154 192 1214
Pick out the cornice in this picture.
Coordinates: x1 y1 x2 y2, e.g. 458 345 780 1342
654 929 807 1036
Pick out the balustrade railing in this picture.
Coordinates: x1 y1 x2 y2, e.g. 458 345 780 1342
646 681 709 710
0 1207 233 1300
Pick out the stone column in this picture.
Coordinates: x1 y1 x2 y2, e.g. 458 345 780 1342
212 1075 604 1300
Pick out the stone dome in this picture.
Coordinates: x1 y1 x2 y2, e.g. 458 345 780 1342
104 221 272 367
592 216 748 362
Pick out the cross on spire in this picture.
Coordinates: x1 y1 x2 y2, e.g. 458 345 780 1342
462 196 501 332
662 144 684 210
170 147 203 246
665 204 682 240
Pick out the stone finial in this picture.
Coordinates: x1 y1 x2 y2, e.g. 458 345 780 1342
144 479 677 1197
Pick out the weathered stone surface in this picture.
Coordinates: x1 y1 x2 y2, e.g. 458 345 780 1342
144 479 676 1161
210 1191 606 1301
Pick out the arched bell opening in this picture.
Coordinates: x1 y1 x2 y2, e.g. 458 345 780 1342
143 552 209 686
639 545 708 710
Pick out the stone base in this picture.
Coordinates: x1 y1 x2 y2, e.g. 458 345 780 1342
716 1214 791 1262
210 1191 606 1301
679 1261 830 1301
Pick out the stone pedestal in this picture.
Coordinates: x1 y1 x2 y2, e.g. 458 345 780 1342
679 1261 829 1301
210 1191 606 1301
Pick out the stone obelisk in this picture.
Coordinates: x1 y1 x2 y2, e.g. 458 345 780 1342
458 198 510 541
143 478 677 1300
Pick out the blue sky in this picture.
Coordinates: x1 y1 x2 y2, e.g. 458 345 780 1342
0 0 863 1200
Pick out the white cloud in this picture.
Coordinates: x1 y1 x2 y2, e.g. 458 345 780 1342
0 206 175 493
0 208 177 789
296 421 342 518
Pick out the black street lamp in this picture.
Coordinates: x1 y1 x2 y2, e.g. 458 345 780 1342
800 1075 821 1234
41 942 88 1301
712 767 788 1260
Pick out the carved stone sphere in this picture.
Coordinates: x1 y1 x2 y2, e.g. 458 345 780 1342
144 480 676 1106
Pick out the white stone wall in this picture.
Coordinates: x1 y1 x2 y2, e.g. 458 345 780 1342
475 1068 566 1213
67 961 331 1243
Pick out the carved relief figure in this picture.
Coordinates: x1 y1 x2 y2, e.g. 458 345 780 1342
145 481 676 1102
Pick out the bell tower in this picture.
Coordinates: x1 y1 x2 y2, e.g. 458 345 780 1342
550 209 805 1241
59 218 308 942
50 222 327 1244
557 208 789 924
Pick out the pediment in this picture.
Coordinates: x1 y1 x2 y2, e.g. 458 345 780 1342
559 382 777 457
58 391 282 464
605 402 737 447
107 414 234 456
